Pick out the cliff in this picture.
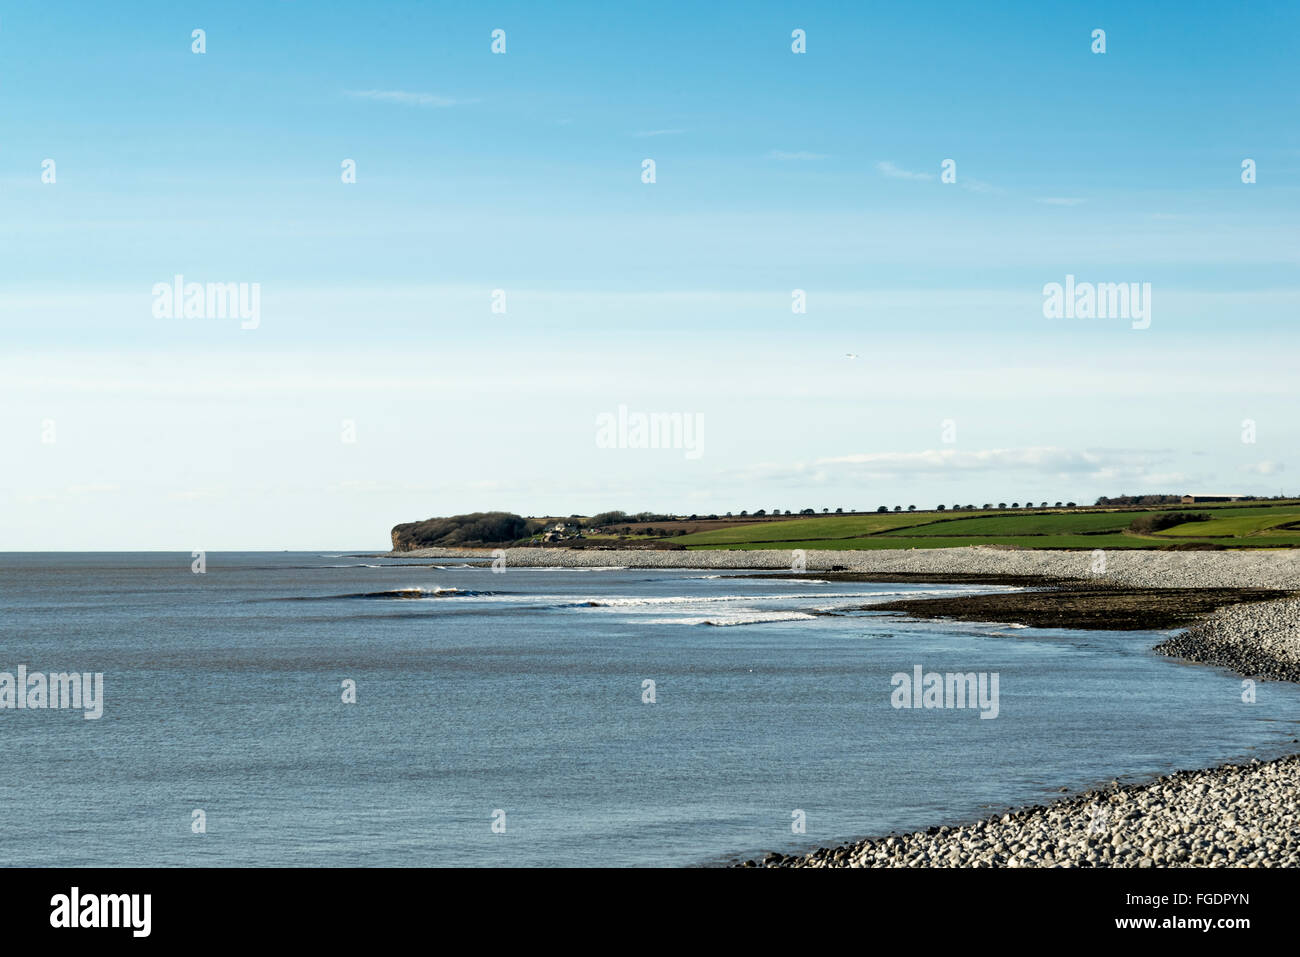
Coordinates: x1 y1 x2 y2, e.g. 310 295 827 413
390 511 532 551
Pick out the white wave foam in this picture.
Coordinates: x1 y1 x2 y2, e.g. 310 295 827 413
579 592 893 608
380 586 486 598
512 566 630 572
646 611 820 626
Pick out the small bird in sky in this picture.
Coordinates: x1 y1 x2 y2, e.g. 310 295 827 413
844 353 859 359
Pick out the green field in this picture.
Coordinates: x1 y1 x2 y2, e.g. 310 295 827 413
877 512 1138 536
673 512 938 545
1159 510 1300 537
674 502 1300 551
689 533 1189 551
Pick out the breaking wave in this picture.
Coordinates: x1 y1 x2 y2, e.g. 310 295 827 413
646 611 820 626
282 587 503 601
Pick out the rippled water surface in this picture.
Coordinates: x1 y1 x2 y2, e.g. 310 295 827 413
2 552 1297 866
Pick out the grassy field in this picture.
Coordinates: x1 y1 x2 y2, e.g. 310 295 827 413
671 512 938 544
1159 511 1300 537
689 533 1191 551
671 501 1300 551
876 512 1137 536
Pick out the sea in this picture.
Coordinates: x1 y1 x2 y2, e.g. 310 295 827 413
2 552 1297 867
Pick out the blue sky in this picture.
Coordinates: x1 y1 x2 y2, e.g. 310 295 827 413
3 1 1298 548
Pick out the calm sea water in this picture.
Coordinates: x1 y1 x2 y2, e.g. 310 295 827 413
1 552 1297 867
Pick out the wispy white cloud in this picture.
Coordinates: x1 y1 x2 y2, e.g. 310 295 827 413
17 484 120 506
769 150 829 160
1036 197 1087 206
634 129 685 137
1240 460 1284 476
874 161 1008 195
345 90 474 107
818 446 1157 474
876 160 934 181
728 447 1181 485
168 487 226 502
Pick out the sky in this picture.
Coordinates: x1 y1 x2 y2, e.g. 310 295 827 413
2 0 1298 549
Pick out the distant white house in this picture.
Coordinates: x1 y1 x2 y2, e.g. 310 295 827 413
542 522 583 543
1180 494 1245 503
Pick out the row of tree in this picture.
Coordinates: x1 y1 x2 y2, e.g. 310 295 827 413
594 503 1087 524
1096 494 1282 507
870 502 1078 512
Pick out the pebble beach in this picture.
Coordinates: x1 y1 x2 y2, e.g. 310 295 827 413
398 543 1300 590
747 755 1300 868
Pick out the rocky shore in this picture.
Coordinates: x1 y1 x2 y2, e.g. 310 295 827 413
395 544 1300 590
742 754 1300 868
865 584 1292 631
1154 597 1300 682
